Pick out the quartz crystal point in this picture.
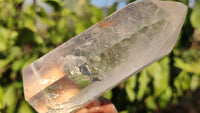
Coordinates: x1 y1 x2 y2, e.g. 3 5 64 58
22 0 187 112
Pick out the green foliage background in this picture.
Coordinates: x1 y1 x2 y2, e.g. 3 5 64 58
0 0 200 113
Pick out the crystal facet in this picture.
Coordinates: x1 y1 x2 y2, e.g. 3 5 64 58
22 0 187 112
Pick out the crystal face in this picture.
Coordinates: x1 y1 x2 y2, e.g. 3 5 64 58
22 0 187 112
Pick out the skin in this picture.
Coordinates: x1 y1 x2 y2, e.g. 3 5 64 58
76 97 118 113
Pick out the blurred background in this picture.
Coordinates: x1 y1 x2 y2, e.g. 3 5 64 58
0 0 200 113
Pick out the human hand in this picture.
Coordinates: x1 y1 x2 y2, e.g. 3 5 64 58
76 97 118 113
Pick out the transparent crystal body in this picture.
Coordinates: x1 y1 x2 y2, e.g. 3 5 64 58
22 0 187 112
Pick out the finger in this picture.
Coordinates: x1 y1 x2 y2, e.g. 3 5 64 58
86 99 101 109
75 100 100 113
76 108 88 113
88 97 118 113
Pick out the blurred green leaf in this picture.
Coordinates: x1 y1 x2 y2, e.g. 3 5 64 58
147 57 170 97
0 86 4 109
9 46 22 59
174 57 200 74
103 90 112 100
0 59 10 71
3 84 17 113
23 6 37 32
0 27 9 51
174 71 191 96
146 96 156 110
107 2 117 15
16 28 36 46
43 0 61 11
12 59 24 72
75 21 88 34
126 75 137 89
190 2 200 30
119 111 128 113
91 6 104 23
190 74 200 91
15 0 23 4
158 87 172 108
17 100 34 113
125 75 136 102
137 69 150 100
125 84 135 102
0 3 16 23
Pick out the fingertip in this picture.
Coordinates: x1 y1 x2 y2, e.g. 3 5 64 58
76 108 88 113
88 97 118 113
76 97 118 113
86 99 101 109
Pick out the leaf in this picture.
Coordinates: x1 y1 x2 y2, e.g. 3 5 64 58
119 111 128 113
75 21 88 34
137 69 150 100
125 84 135 102
0 59 10 71
3 84 17 113
158 87 172 108
146 96 157 110
91 6 104 24
0 27 9 52
107 2 118 15
174 71 191 96
15 0 23 4
34 35 44 45
190 74 200 91
0 3 16 23
43 0 61 11
9 46 22 59
16 28 36 46
0 46 22 71
23 6 37 32
103 90 112 100
174 57 200 74
14 82 23 89
17 100 34 113
125 75 137 102
0 86 4 109
11 59 24 72
190 2 200 30
147 57 170 97
125 75 137 89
